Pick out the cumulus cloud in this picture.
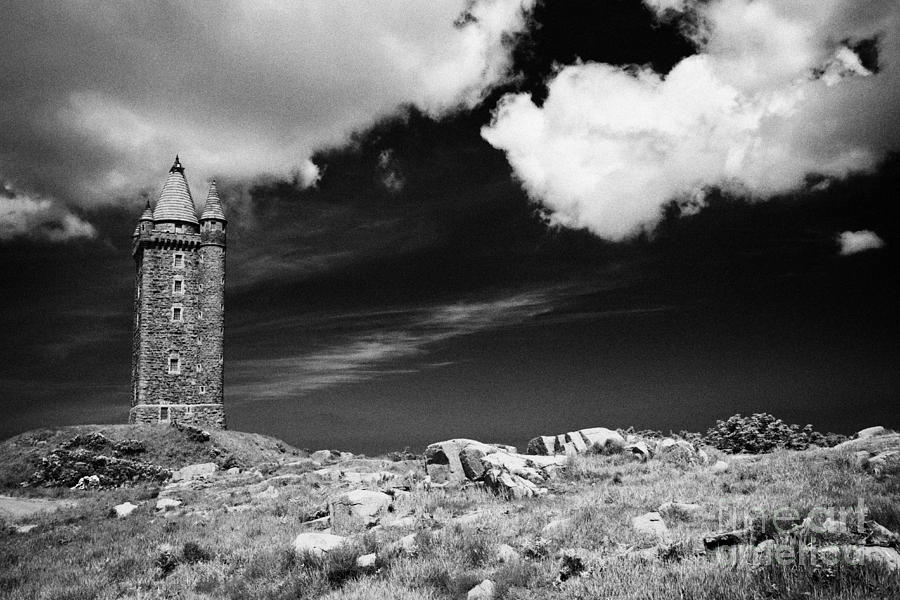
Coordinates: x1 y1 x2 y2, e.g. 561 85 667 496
0 183 96 242
1 0 534 209
838 230 885 255
482 0 900 240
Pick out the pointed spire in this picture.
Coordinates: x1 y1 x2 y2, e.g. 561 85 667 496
153 157 198 224
200 179 227 222
139 198 153 221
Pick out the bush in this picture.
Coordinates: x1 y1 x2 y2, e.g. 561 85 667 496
703 413 837 454
181 541 211 564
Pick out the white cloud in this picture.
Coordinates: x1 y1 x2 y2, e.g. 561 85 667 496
482 0 900 240
2 1 535 205
838 230 885 255
0 183 96 242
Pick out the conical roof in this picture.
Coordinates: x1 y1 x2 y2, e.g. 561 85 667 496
152 156 198 225
200 180 227 221
139 199 153 221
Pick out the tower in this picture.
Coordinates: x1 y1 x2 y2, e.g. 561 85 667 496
130 156 227 428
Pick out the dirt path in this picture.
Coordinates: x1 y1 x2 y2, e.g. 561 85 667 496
0 495 77 521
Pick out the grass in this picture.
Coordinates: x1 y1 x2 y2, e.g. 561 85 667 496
1 426 898 599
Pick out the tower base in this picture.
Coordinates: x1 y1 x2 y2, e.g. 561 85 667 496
129 403 226 429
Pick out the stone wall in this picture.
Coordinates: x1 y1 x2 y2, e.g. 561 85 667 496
130 225 226 429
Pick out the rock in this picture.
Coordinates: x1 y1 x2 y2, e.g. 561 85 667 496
497 543 519 563
854 451 871 468
658 439 696 463
857 426 888 439
483 467 540 498
156 497 182 511
226 467 241 475
625 441 651 462
565 432 588 453
459 447 486 480
171 462 217 482
868 450 900 479
113 501 139 518
833 433 900 453
72 474 101 490
492 445 517 454
384 532 419 556
866 520 899 546
384 515 417 529
424 440 470 484
331 490 392 527
580 428 626 454
467 579 496 600
657 502 703 520
556 434 567 451
312 468 341 481
254 485 278 501
816 545 900 572
820 517 849 535
632 512 670 540
452 510 492 526
14 524 38 534
697 448 710 465
542 517 573 536
711 460 730 474
562 442 578 456
526 436 557 455
310 450 333 463
293 532 348 557
356 553 377 568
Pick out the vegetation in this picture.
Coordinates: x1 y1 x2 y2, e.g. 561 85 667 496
0 422 897 599
703 412 848 454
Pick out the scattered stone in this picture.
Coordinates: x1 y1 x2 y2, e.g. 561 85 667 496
14 524 38 534
625 441 651 462
866 520 899 546
384 515 417 529
113 501 139 518
344 471 393 485
484 467 541 498
459 447 487 480
72 475 101 490
820 517 849 535
293 532 348 557
703 528 754 550
853 451 871 468
171 463 217 482
632 512 670 540
467 579 496 600
254 485 278 501
658 439 697 463
356 553 377 568
580 428 626 454
310 450 334 463
452 510 492 526
868 450 900 479
857 426 887 439
497 543 519 563
815 545 900 572
565 432 588 453
711 460 730 474
526 435 558 456
156 498 182 511
226 467 241 475
331 490 392 527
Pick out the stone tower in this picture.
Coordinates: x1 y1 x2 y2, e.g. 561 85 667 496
129 156 227 428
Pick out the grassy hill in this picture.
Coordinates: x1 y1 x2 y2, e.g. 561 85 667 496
1 424 898 599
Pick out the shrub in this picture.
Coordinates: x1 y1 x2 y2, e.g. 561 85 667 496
703 413 837 454
181 541 211 564
154 546 179 577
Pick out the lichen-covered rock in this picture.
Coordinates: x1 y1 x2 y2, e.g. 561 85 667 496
293 532 347 557
331 490 392 527
579 428 626 453
459 447 486 480
171 462 217 482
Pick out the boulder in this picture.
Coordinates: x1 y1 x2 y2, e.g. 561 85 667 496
331 490 392 527
356 553 377 568
171 463 217 482
868 450 900 478
817 545 900 572
344 471 393 485
14 524 38 534
293 532 347 557
113 501 139 518
484 468 541 499
527 436 558 455
853 451 871 468
425 439 494 484
155 498 181 511
72 475 101 490
857 426 887 439
711 460 730 474
579 428 626 453
658 439 696 463
625 441 652 462
497 543 519 563
467 579 496 600
632 512 669 540
310 450 333 463
565 432 588 453
459 447 486 480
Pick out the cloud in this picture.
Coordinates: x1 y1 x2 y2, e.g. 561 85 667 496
1 0 534 209
0 183 96 242
482 0 900 240
228 290 553 398
838 230 885 255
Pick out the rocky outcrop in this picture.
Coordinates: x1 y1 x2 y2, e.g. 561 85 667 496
293 532 348 557
331 490 393 528
424 439 565 498
526 427 625 456
27 448 171 488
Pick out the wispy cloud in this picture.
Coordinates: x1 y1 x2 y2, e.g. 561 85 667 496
228 290 556 401
838 230 885 255
0 182 96 242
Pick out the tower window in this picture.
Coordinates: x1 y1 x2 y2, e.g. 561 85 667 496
199 385 206 394
168 353 180 374
159 406 169 421
173 253 185 269
171 305 183 321
173 278 184 294
196 363 203 373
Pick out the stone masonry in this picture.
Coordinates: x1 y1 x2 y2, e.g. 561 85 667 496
129 157 227 428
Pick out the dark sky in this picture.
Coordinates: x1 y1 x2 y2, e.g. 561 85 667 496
2 1 898 453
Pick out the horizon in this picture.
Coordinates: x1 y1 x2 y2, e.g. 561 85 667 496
2 1 899 454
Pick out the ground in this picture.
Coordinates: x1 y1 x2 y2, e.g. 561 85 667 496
0 424 898 599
